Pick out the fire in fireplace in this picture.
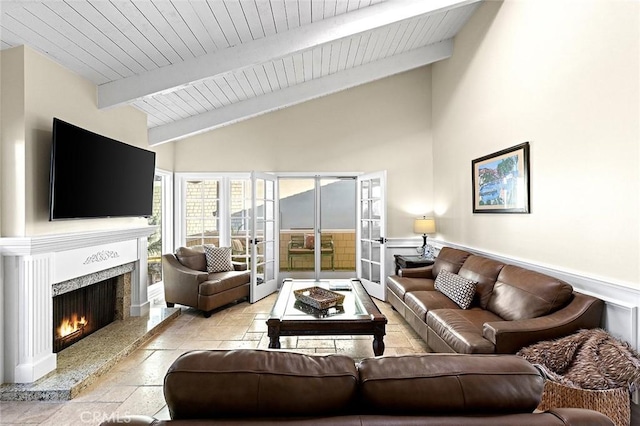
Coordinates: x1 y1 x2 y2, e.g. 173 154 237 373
53 277 117 352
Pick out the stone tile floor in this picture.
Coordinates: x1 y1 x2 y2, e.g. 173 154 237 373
0 293 429 425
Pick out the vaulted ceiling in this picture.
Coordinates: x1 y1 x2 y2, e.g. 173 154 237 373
1 0 482 145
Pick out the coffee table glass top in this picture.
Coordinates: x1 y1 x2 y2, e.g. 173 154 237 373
276 279 366 319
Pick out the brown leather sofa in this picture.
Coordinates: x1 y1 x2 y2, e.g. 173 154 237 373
100 349 613 425
162 246 250 317
387 247 604 354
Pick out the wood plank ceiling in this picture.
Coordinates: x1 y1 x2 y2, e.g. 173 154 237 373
0 0 482 145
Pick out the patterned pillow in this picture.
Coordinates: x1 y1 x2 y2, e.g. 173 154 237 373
434 270 477 309
204 245 234 273
304 234 315 249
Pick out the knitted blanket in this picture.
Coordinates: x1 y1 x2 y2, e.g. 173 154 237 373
517 328 640 392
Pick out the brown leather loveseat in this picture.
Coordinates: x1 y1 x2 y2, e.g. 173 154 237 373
162 245 250 317
387 247 604 354
101 349 613 425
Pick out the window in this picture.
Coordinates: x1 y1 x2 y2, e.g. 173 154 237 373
147 169 173 296
230 179 251 264
185 180 221 247
147 175 163 285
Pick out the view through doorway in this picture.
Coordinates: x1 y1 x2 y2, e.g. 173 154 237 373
279 176 357 281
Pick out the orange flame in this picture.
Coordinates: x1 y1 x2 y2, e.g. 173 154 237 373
57 314 87 338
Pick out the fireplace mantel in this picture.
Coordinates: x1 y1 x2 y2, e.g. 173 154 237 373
0 226 155 384
0 226 155 256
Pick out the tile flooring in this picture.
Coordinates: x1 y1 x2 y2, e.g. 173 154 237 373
0 293 429 425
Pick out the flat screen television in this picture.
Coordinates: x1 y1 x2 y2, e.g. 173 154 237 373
49 118 156 220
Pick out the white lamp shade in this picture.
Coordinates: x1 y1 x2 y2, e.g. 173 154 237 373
414 217 436 234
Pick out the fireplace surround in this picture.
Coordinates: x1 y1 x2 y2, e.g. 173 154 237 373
0 226 155 384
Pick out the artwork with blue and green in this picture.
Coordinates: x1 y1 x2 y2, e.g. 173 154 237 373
478 154 519 206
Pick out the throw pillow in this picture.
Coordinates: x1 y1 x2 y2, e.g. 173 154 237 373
204 245 234 273
304 234 315 249
175 246 207 272
434 270 477 309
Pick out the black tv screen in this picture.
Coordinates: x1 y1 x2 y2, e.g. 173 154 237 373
49 118 156 220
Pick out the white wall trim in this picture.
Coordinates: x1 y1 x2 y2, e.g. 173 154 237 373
0 226 156 256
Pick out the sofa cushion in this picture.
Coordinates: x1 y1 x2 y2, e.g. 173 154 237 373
204 245 234 273
357 354 543 414
386 276 435 300
175 245 207 272
487 265 574 321
427 309 502 353
434 270 477 309
432 247 472 279
458 256 505 309
405 291 459 321
164 350 358 419
199 271 250 296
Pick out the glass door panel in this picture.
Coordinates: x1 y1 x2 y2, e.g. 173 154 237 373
357 171 386 300
230 179 251 266
279 178 316 276
319 178 356 274
251 172 278 302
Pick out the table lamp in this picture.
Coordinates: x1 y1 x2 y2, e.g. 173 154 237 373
413 217 436 258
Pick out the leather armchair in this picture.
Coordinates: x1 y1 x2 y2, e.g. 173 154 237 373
162 246 250 317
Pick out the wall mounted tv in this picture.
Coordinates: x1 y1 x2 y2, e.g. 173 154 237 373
49 118 156 220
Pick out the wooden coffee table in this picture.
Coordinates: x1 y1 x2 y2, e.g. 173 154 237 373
266 279 387 356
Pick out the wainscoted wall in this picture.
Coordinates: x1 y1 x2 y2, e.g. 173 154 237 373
385 238 640 352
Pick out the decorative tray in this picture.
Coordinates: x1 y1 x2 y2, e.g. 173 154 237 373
294 300 345 318
293 286 345 310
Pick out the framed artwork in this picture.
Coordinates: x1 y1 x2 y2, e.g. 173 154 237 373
472 142 530 213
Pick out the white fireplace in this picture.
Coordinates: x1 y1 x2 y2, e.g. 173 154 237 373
0 226 155 384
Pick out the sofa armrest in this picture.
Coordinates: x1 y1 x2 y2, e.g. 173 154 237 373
399 265 435 279
483 292 604 353
162 254 209 284
233 261 248 271
163 254 211 309
99 415 157 426
546 408 615 425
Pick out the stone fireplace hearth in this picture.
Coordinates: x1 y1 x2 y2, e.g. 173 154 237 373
0 226 159 386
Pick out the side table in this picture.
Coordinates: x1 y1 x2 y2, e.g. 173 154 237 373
394 254 435 275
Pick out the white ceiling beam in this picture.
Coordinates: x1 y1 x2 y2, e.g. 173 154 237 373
148 39 453 146
98 0 480 109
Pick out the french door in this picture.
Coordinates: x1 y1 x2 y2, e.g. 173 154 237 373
250 172 278 302
278 176 357 280
356 171 387 300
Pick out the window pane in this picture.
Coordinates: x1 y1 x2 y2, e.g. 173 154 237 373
147 175 163 286
185 179 221 246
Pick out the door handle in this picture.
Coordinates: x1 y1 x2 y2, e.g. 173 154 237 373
378 237 387 244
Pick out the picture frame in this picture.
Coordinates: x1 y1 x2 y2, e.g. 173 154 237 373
472 142 530 213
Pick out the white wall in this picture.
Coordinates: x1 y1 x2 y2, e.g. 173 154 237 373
432 0 640 289
0 46 175 237
174 67 434 238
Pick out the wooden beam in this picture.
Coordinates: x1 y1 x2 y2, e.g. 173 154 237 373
99 0 480 109
147 40 453 146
